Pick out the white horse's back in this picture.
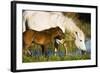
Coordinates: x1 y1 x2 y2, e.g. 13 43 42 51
23 11 65 32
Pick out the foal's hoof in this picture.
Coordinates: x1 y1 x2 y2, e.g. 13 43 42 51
23 50 32 56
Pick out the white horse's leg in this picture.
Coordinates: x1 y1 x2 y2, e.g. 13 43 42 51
54 48 57 56
63 43 68 55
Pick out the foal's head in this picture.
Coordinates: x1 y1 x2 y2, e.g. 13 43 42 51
51 27 64 40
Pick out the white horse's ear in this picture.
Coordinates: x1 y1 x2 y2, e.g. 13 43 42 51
75 31 79 37
74 31 78 39
74 31 82 41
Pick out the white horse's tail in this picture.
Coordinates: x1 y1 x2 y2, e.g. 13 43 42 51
22 11 27 32
23 11 31 32
25 19 30 30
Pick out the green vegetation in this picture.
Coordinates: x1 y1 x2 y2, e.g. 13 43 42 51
23 54 90 63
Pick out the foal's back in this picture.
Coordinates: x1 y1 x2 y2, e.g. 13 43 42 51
23 27 64 48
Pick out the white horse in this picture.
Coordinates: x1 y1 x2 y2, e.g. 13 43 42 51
23 11 87 55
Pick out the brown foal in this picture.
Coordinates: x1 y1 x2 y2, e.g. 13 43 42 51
23 26 64 56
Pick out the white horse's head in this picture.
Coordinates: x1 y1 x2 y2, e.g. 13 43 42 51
63 17 87 54
74 29 87 53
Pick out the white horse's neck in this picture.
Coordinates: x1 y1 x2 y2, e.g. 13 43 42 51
63 17 84 38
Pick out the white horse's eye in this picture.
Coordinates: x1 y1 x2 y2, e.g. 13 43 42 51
75 32 77 34
75 31 82 42
80 40 82 42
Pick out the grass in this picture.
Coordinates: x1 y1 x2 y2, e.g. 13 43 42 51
23 42 91 62
23 53 90 63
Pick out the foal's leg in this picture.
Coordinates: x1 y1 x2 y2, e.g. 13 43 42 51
23 37 35 56
41 45 45 56
41 45 48 57
23 41 32 56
